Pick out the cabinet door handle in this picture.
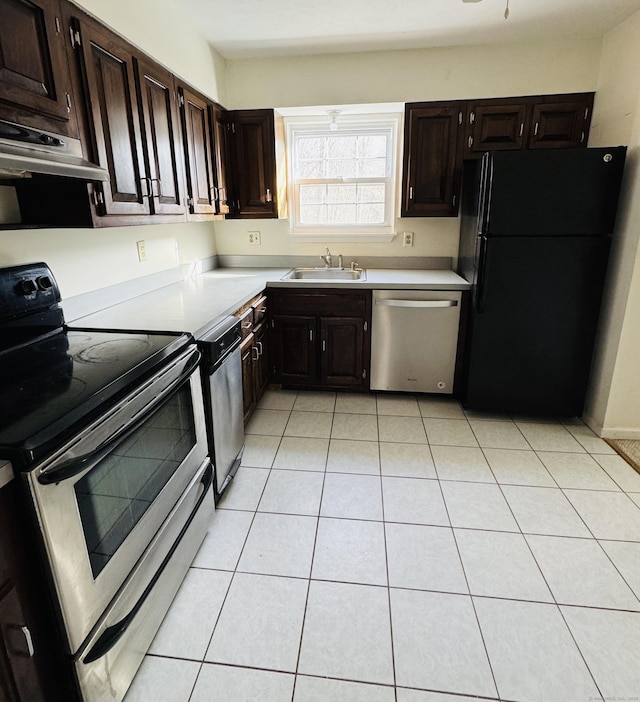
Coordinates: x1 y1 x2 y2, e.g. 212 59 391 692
140 178 151 199
519 122 524 137
242 321 252 330
256 341 263 356
322 340 326 352
309 329 313 342
8 625 35 657
266 188 272 202
375 299 458 308
409 186 413 200
252 346 259 360
534 122 539 136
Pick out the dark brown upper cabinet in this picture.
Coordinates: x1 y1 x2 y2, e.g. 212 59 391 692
213 105 232 215
179 86 216 216
228 109 277 219
465 100 529 155
464 93 594 158
528 94 593 149
401 102 465 217
136 58 185 215
0 0 78 137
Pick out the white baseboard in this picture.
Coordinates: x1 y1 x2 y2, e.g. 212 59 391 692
600 427 640 440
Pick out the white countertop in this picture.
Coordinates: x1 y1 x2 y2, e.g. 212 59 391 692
71 267 470 339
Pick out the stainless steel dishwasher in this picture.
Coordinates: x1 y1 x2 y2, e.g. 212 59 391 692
370 290 462 393
200 316 245 500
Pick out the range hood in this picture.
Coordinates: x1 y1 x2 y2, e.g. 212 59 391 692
0 119 109 182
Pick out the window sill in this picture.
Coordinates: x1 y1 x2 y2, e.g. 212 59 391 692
289 232 397 243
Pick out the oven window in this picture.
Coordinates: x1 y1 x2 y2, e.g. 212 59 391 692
75 384 196 578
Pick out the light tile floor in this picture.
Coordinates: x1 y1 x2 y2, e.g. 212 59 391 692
125 390 640 702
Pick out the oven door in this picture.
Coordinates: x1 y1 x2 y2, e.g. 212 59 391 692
25 346 208 655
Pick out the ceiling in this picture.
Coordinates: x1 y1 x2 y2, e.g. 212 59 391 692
169 0 640 60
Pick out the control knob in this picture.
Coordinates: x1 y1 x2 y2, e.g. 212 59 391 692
19 278 38 295
36 275 53 291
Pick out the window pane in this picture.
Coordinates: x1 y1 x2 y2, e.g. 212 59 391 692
328 204 357 223
357 158 386 177
357 203 385 224
299 160 325 178
327 184 357 204
327 136 356 159
298 137 325 159
300 204 327 224
357 135 386 158
357 184 385 203
300 184 326 204
326 159 357 178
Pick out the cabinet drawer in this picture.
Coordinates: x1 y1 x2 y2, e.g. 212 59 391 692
270 289 368 317
236 307 254 338
252 296 268 325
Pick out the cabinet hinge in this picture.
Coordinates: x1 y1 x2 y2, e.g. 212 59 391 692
231 123 236 134
364 321 368 332
469 111 475 125
69 26 81 48
54 16 61 34
468 136 473 148
92 186 105 208
187 197 194 208
453 195 457 208
271 319 275 329
584 107 589 120
458 111 463 125
65 93 71 112
178 93 185 107
362 369 367 379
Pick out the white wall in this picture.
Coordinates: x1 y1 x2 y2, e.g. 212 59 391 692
215 39 601 261
0 0 224 299
583 9 640 437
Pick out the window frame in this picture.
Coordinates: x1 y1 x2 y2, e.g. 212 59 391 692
285 114 400 241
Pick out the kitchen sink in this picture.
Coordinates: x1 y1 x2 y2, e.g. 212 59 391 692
282 267 366 281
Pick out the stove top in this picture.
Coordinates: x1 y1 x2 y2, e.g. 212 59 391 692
0 327 192 469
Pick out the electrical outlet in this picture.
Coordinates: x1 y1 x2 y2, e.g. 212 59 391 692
403 231 414 247
136 240 147 262
248 231 261 245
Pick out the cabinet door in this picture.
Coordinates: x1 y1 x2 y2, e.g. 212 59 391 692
75 18 149 215
402 102 464 217
465 102 528 156
0 0 76 136
528 96 593 149
272 315 316 386
320 317 365 388
136 58 184 215
180 87 215 214
213 105 232 215
253 321 269 401
230 109 277 218
241 332 256 422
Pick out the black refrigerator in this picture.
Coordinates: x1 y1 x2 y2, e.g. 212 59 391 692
457 147 626 416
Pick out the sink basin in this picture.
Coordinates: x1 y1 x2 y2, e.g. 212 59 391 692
282 267 366 281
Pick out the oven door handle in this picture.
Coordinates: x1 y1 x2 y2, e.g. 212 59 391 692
38 349 201 485
81 462 213 664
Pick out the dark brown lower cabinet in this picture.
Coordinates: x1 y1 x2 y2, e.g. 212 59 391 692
269 289 371 391
236 294 270 423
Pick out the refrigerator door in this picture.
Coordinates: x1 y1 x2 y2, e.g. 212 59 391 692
464 234 610 416
483 147 626 236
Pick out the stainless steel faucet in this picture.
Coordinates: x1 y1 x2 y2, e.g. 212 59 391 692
320 247 332 268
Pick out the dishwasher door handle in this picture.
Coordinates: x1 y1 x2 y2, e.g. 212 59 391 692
375 299 458 309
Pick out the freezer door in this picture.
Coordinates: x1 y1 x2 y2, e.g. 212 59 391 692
464 235 610 415
483 147 626 236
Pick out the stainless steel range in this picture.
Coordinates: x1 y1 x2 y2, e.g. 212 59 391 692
0 263 214 702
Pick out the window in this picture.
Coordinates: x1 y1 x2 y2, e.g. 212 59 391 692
286 114 400 240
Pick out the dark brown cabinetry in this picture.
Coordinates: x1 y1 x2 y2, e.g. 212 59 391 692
179 86 216 216
270 289 371 391
212 106 232 215
228 109 277 219
0 478 72 702
67 12 186 222
404 93 595 217
464 93 594 156
0 0 77 137
235 294 269 423
401 102 465 217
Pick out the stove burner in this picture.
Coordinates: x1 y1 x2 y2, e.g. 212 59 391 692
76 339 152 364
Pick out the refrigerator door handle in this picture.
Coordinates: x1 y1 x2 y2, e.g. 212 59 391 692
476 235 489 314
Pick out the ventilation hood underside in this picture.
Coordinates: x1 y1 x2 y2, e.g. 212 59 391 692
0 120 109 182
